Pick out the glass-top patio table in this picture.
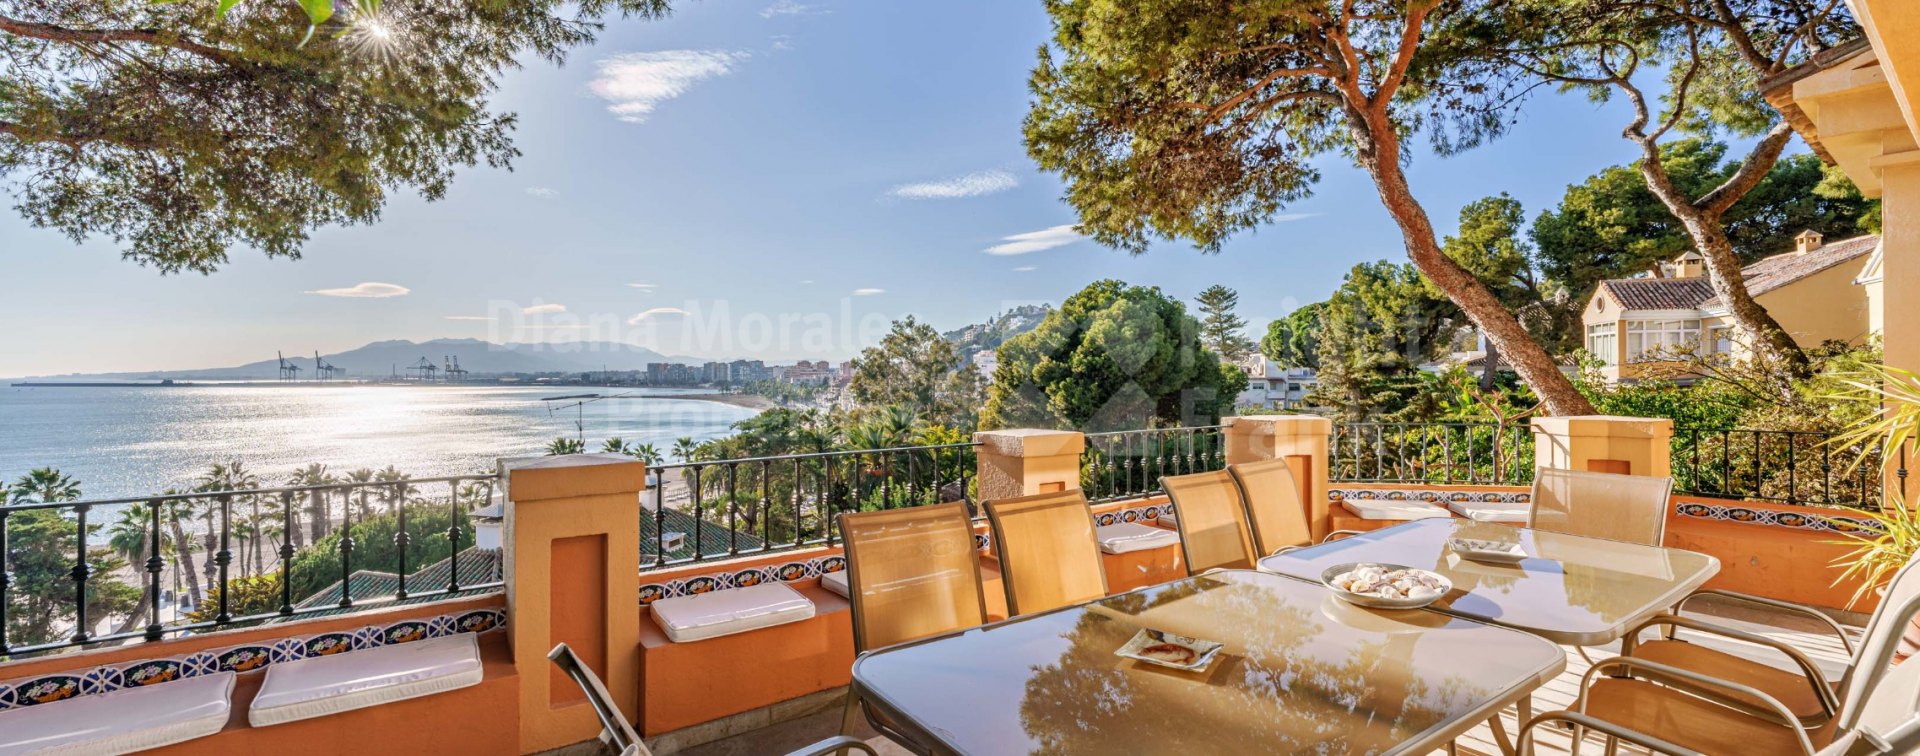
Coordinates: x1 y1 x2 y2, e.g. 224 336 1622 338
1256 518 1722 646
849 570 1566 755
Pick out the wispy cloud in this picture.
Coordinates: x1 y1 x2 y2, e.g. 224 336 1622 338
853 288 884 296
444 315 494 321
626 282 659 292
1013 265 1037 272
761 0 826 18
304 282 410 298
984 225 1084 256
590 50 745 124
628 307 687 324
889 170 1019 200
526 187 558 199
522 303 567 315
1272 212 1321 223
770 34 793 51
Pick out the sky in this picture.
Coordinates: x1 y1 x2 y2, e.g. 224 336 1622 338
0 0 1797 378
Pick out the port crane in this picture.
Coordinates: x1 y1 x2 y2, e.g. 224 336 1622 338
404 357 439 382
277 351 302 380
443 356 469 382
314 351 341 380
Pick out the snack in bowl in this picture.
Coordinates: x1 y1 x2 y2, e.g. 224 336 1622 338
1448 537 1528 563
1323 563 1452 608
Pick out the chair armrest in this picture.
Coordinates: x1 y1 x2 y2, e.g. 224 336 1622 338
1320 530 1364 543
1583 657 1818 754
1675 589 1855 657
787 735 878 756
1517 710 1704 755
1622 613 1839 717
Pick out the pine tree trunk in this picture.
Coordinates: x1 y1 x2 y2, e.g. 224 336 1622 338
1347 108 1596 416
1481 338 1501 391
1631 121 1809 377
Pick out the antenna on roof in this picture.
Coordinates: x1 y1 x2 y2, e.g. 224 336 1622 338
540 392 635 445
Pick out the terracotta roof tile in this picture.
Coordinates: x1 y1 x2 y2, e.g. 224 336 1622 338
1700 234 1879 307
1600 278 1718 311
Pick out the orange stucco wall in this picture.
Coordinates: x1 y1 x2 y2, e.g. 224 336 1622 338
1667 497 1876 613
0 595 518 755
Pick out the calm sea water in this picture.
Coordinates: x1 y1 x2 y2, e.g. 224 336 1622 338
0 384 758 499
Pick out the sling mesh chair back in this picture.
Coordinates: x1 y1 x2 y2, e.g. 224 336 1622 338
1161 470 1257 574
838 501 990 653
549 643 877 756
1227 459 1313 556
1529 467 1674 546
984 489 1108 616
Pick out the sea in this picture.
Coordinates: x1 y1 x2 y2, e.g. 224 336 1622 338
0 383 760 500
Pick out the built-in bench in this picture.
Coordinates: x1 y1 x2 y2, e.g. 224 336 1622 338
250 632 484 727
0 671 235 756
638 581 853 736
648 582 817 643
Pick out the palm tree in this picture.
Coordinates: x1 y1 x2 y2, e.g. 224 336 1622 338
107 503 166 635
288 463 336 544
601 437 632 455
631 443 664 466
342 468 376 519
546 437 584 455
672 436 697 463
9 467 80 504
161 494 204 610
196 461 260 577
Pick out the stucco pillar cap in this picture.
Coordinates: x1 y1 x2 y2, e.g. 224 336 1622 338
973 428 1086 457
1531 416 1674 439
505 453 648 503
1226 415 1332 436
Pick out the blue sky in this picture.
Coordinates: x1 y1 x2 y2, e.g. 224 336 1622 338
0 0 1791 377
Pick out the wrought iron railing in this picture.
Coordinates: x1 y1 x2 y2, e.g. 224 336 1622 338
1671 428 1904 510
643 442 980 569
1330 423 1535 486
0 475 501 656
1079 426 1228 504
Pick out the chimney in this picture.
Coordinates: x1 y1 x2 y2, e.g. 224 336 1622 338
1671 251 1705 279
1794 229 1824 254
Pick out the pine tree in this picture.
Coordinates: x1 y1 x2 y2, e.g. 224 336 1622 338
1195 285 1254 363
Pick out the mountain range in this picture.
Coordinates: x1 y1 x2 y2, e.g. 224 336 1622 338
25 307 1058 381
27 338 697 381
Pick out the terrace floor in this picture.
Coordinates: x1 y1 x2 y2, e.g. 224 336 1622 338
668 594 1862 756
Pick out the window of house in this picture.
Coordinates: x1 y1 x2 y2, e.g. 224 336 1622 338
1586 323 1617 365
1625 319 1701 361
1708 325 1733 354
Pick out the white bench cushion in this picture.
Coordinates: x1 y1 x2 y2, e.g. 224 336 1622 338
1447 500 1530 523
1340 499 1453 521
649 582 816 643
249 633 482 727
1096 522 1181 554
0 671 234 756
821 569 849 599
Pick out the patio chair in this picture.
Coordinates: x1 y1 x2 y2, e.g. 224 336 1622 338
1227 458 1362 556
1518 556 1920 755
1610 555 1920 729
1161 470 1258 573
836 502 990 752
1529 467 1674 546
983 489 1109 616
546 643 875 756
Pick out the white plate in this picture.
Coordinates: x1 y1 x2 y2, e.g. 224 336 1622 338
1114 628 1224 672
1448 537 1528 564
1321 563 1453 609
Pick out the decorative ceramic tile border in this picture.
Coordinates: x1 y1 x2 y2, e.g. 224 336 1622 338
0 607 505 711
1329 488 1531 505
1674 501 1883 535
640 554 848 606
1095 502 1174 527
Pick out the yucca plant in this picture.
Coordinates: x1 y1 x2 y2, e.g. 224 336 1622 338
1824 364 1920 607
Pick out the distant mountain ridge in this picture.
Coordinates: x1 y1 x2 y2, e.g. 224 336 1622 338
28 338 700 380
944 304 1050 362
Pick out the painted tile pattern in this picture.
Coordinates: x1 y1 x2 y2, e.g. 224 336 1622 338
1673 500 1882 534
0 607 505 711
1329 488 1532 505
